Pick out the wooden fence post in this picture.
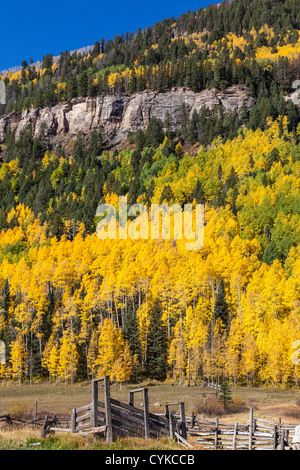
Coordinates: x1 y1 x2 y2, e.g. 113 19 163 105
214 417 219 450
104 375 113 443
280 429 284 450
191 411 195 428
169 411 175 439
34 401 37 428
71 408 77 433
41 415 48 438
233 422 238 450
273 425 278 450
249 408 253 450
129 391 134 407
143 388 150 439
92 379 98 428
179 402 187 439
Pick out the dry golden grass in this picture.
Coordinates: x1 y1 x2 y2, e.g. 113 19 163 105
0 426 41 449
0 426 185 450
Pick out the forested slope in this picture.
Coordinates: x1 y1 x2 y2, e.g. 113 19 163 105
0 0 300 387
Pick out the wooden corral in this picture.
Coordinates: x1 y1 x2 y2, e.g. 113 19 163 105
1 379 299 450
40 376 188 444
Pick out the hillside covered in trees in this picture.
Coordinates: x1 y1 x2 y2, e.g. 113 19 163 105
0 0 300 387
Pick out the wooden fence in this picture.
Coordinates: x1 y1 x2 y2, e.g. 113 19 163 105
185 408 296 450
2 382 298 450
40 376 187 443
203 380 221 392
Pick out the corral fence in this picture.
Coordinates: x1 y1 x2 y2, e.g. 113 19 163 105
185 407 296 450
1 381 298 450
40 376 189 444
0 377 189 445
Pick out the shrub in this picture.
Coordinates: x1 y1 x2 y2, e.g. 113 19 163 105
282 408 300 420
195 395 249 417
7 401 32 420
195 396 225 417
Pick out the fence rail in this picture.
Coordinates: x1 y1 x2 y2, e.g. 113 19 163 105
38 377 185 443
185 408 296 450
1 385 298 450
0 378 187 445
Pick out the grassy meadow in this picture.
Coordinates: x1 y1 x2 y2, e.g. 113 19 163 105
0 380 300 449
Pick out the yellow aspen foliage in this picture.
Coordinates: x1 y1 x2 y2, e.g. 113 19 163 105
87 329 100 379
94 319 125 380
57 335 79 384
42 334 60 382
241 333 258 386
168 318 187 385
10 335 27 384
112 342 133 386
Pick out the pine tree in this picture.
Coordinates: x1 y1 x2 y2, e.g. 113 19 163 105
193 179 205 204
188 110 199 144
122 309 141 379
218 377 233 411
164 111 173 138
128 177 141 206
180 103 190 140
72 132 85 161
224 167 239 192
78 71 88 97
160 184 174 204
92 41 101 57
89 128 104 157
145 299 167 381
144 117 164 148
214 278 230 332
67 76 78 100
145 179 155 207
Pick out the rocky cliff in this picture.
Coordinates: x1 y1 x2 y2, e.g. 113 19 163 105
0 85 254 149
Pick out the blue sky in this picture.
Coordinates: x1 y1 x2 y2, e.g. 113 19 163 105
0 0 212 71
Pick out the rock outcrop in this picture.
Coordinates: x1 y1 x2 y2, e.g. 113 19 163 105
0 85 254 148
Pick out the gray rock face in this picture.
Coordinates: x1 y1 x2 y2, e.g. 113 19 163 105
0 86 253 148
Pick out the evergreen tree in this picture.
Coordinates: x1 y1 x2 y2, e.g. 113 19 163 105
160 184 174 204
42 54 53 73
122 309 141 380
89 128 104 157
0 279 10 326
224 167 239 192
72 132 85 161
78 71 88 97
67 76 78 100
214 278 230 332
164 111 173 138
135 130 146 152
93 41 101 57
187 110 199 144
145 179 155 207
145 299 167 381
218 377 233 411
192 179 205 204
180 103 190 140
128 177 141 206
144 117 164 148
